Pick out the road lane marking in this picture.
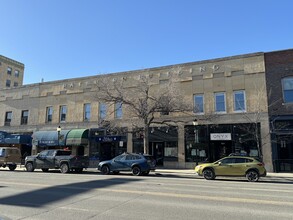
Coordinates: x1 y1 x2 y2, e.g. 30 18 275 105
1 180 293 207
101 189 293 207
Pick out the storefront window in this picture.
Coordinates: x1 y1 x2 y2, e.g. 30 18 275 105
185 125 209 163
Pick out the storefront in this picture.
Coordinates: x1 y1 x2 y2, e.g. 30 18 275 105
185 123 262 164
271 116 293 172
133 126 178 166
88 128 127 167
0 131 32 162
32 129 89 154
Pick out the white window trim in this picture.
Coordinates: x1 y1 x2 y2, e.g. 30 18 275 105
193 94 205 115
233 90 246 112
214 92 226 113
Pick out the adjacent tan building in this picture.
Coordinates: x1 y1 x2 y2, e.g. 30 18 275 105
0 55 24 89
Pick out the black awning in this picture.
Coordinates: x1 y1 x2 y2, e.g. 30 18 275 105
32 130 70 147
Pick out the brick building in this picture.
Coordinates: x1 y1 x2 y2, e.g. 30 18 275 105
265 49 293 172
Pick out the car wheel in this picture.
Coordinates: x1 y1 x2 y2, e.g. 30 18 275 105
25 162 35 172
203 168 215 180
246 170 259 182
42 168 49 172
8 164 17 171
60 163 70 174
132 166 141 176
101 165 110 175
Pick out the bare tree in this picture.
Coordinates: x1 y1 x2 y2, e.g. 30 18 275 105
238 82 280 159
95 69 193 154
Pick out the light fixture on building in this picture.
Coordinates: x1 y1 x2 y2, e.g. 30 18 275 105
57 126 61 146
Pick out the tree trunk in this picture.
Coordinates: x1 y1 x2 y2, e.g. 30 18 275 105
143 125 149 154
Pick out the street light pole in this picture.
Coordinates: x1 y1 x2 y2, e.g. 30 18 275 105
57 126 61 147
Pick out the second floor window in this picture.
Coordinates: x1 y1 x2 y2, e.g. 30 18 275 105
282 77 293 103
84 103 91 121
46 106 53 123
215 92 226 113
234 90 246 112
60 105 67 122
194 94 204 114
5 111 12 126
115 102 123 119
99 103 107 120
21 110 29 125
7 67 12 75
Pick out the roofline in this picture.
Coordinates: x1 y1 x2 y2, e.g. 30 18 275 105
17 51 264 88
0 55 25 68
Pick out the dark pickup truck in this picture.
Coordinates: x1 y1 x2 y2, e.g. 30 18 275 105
25 149 89 173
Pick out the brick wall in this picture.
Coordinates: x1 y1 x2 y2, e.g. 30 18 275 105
264 49 293 115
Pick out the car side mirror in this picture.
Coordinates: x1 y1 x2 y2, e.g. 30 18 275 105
218 162 222 166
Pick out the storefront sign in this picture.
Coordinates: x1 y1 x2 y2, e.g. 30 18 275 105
96 136 122 142
210 133 231 141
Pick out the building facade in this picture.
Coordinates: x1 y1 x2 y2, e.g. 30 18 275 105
0 55 24 89
0 51 275 170
265 49 293 172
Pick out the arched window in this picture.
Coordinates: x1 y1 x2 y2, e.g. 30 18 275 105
282 77 293 103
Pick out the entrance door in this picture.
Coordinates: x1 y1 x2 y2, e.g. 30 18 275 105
100 143 115 161
211 141 232 161
277 135 293 172
149 142 164 166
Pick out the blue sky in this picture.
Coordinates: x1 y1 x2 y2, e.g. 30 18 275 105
1 0 293 85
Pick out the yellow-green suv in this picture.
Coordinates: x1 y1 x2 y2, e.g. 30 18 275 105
195 156 267 182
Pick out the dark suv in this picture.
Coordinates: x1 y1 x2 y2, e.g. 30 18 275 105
98 153 156 176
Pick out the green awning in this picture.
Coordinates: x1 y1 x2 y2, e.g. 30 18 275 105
66 129 89 146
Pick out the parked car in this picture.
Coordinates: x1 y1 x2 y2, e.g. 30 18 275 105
0 147 22 171
98 152 156 176
25 149 89 173
195 155 267 182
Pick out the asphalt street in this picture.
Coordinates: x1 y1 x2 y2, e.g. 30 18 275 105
0 168 293 220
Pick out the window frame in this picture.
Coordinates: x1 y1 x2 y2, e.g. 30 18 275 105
7 67 12 75
21 110 29 125
282 77 293 103
5 111 12 126
14 70 20 77
233 90 246 112
59 105 67 123
6 79 11 87
99 103 107 120
214 92 226 113
193 94 204 114
46 106 53 123
115 102 123 119
84 103 91 121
